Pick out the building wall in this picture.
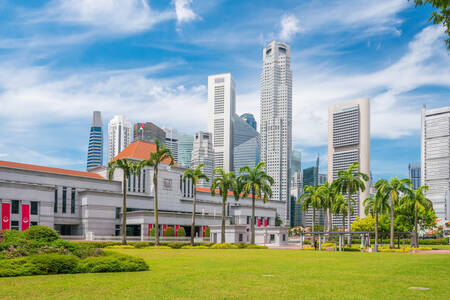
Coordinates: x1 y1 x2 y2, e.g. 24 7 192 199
108 115 132 162
164 127 179 163
87 111 103 170
178 132 194 168
409 162 421 190
191 131 214 187
232 114 260 173
133 122 166 144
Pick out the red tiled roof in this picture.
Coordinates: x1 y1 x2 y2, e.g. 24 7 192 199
0 160 104 180
112 140 177 165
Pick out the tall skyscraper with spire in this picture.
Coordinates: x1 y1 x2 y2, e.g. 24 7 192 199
260 41 292 225
86 111 103 170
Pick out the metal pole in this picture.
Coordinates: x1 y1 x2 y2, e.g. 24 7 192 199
319 235 322 251
339 234 342 252
299 234 303 250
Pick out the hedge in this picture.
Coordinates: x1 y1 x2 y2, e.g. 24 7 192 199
28 254 80 274
76 253 148 273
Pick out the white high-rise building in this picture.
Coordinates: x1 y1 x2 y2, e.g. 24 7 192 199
260 41 292 225
328 98 370 225
421 105 450 220
164 128 179 163
191 131 214 187
208 73 235 172
107 115 132 162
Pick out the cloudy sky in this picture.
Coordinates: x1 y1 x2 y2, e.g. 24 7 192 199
0 0 449 180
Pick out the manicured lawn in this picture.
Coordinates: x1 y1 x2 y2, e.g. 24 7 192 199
0 249 449 299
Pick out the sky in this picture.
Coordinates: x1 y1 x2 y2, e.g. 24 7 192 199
0 0 449 180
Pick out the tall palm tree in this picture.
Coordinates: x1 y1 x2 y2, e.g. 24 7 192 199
363 188 390 252
210 168 238 243
318 181 339 233
108 159 141 245
140 139 174 246
334 162 369 246
402 185 432 248
299 185 324 243
332 194 353 233
375 177 410 249
239 162 274 244
183 164 209 246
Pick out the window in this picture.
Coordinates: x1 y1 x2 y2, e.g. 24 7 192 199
282 234 286 242
115 224 121 236
270 234 275 242
30 222 38 226
62 187 67 213
247 216 250 225
164 178 172 189
133 172 136 192
31 202 38 215
71 188 76 214
143 170 146 193
11 221 19 230
11 200 19 214
54 189 58 213
115 207 121 219
239 233 243 242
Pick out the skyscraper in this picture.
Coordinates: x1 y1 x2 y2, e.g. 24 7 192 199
233 114 260 173
408 162 421 191
164 128 178 163
108 115 132 162
328 98 370 225
86 111 103 170
290 150 303 227
208 73 235 172
133 122 166 144
421 105 450 220
178 132 194 168
260 41 292 225
240 113 257 130
191 131 214 187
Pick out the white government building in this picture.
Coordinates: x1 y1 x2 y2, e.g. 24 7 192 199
0 140 285 243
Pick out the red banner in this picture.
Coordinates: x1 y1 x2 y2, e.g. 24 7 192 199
264 219 268 227
258 218 261 227
21 204 30 231
202 226 206 237
175 225 180 236
162 224 167 236
2 203 10 230
148 224 153 236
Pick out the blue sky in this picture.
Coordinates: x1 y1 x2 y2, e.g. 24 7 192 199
0 0 449 180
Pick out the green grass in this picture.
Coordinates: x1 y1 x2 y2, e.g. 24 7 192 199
0 249 449 299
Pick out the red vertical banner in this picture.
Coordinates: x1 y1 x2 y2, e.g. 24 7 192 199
251 217 253 232
162 224 167 236
175 225 180 236
148 224 153 236
21 204 30 231
1 203 10 230
264 219 268 227
258 218 261 227
202 226 206 237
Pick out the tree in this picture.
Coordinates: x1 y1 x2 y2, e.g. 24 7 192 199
318 181 339 233
363 188 390 252
108 159 141 245
183 164 210 245
402 185 433 248
375 177 411 249
332 194 354 234
333 162 369 246
350 216 376 232
413 0 450 49
238 162 274 244
299 185 324 244
139 139 174 246
210 169 239 243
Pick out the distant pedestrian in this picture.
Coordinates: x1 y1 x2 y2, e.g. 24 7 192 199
314 239 317 251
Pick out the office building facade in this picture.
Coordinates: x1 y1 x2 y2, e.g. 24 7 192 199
409 162 421 191
86 111 103 170
178 132 194 168
260 41 292 225
191 131 214 187
233 115 260 173
133 122 166 144
164 128 179 163
240 113 257 130
108 115 132 162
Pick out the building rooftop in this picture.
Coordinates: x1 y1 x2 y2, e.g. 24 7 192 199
0 160 104 180
112 140 177 165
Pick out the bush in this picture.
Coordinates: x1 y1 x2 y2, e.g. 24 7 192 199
210 243 238 249
76 253 149 273
72 241 121 248
105 245 135 249
0 230 26 248
129 242 153 248
166 242 187 249
165 227 175 237
24 226 59 244
149 228 156 237
177 227 186 237
181 245 209 249
205 227 210 237
243 244 268 249
73 247 104 259
144 246 171 249
51 240 80 252
28 254 80 274
0 257 43 277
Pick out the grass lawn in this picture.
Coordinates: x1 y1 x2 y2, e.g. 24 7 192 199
0 249 449 299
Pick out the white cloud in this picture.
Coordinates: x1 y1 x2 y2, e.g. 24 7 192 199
279 14 304 41
173 0 198 24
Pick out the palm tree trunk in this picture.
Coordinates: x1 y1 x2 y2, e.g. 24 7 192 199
312 207 316 246
221 194 226 243
389 196 394 249
251 190 255 244
347 186 352 247
342 213 345 246
327 208 331 232
190 183 196 246
122 173 127 245
414 208 418 248
375 211 379 252
154 166 160 246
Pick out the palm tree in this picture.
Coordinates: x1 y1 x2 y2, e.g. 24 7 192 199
140 139 174 246
402 185 432 248
210 168 238 243
299 185 324 243
375 177 410 249
318 181 339 233
334 162 369 246
239 162 274 244
183 164 209 246
332 194 353 232
363 188 390 252
108 159 141 245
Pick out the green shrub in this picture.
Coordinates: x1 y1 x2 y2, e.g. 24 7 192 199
0 257 43 277
165 226 175 237
243 244 268 249
28 254 80 274
0 230 26 248
177 227 186 237
73 247 104 259
76 253 149 273
181 245 209 249
205 227 210 237
24 226 59 243
149 228 156 237
72 241 121 248
166 242 187 249
51 240 80 252
144 246 171 249
210 243 238 249
105 245 135 249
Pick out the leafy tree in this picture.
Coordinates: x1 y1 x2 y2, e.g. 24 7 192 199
177 226 186 237
375 177 411 248
238 162 274 244
183 164 210 245
318 181 340 232
363 183 390 252
299 185 324 244
350 216 376 232
413 0 450 49
333 162 369 246
332 194 354 233
164 226 175 237
108 158 141 245
210 169 239 243
275 214 283 226
139 139 174 246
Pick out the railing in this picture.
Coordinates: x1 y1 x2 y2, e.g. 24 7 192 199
61 235 203 242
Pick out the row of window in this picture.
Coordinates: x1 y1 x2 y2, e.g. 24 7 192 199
54 187 76 214
9 200 39 215
10 221 38 230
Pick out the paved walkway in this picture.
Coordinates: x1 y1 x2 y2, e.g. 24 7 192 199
413 249 450 254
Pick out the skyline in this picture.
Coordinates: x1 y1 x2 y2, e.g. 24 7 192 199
0 1 449 181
